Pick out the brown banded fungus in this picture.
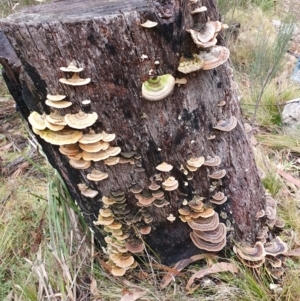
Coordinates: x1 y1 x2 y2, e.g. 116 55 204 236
264 237 288 256
177 55 204 74
44 119 65 131
79 130 103 144
187 29 217 48
187 156 205 172
203 156 221 167
198 46 230 70
59 144 80 156
69 159 91 169
162 177 179 191
190 6 207 14
142 74 175 101
59 73 91 86
46 111 67 126
234 242 266 263
175 78 187 85
208 169 226 179
77 183 98 198
65 111 98 129
60 62 84 73
213 116 237 132
188 212 219 231
87 169 109 181
193 223 226 243
190 231 226 252
125 238 145 253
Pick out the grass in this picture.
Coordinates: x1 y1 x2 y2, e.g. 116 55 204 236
1 0 300 300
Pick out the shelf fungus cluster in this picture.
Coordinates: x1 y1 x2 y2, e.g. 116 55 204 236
178 195 227 252
233 236 288 279
59 62 91 86
93 192 155 276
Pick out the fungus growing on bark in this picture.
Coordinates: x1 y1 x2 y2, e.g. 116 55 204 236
44 119 65 131
175 78 187 85
45 99 72 108
46 94 66 101
190 6 207 14
105 156 120 166
46 110 67 126
193 223 227 243
77 183 98 198
187 29 217 48
234 242 266 262
129 184 143 194
79 140 109 152
198 46 230 70
60 62 84 72
210 192 227 205
101 131 116 142
187 157 205 171
39 128 83 145
255 210 265 219
203 156 221 167
59 73 91 86
162 177 179 191
111 253 135 269
69 159 91 169
79 130 103 144
264 237 288 256
213 116 237 132
177 55 204 74
125 238 145 253
141 20 158 28
188 213 219 231
105 146 122 156
142 74 175 101
188 197 204 212
87 170 109 181
167 214 176 222
190 231 226 252
28 111 46 130
82 150 109 161
156 162 173 172
139 225 152 235
59 143 80 156
208 169 226 179
149 182 161 191
65 111 98 129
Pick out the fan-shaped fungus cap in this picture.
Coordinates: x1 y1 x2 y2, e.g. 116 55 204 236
45 120 65 132
59 144 80 156
142 74 175 101
69 159 91 169
28 112 47 130
46 111 67 126
187 29 217 48
105 146 121 156
162 177 179 191
213 116 237 132
208 169 226 179
111 265 126 277
167 214 176 222
190 6 207 14
125 238 145 253
149 182 161 191
234 241 266 262
188 212 219 231
255 209 265 219
210 196 227 205
39 128 83 145
203 156 221 167
139 225 152 235
135 193 155 206
211 191 225 201
45 99 72 108
177 55 204 74
60 62 84 73
264 237 288 256
188 198 204 212
156 162 173 172
129 184 143 194
198 46 230 70
112 253 135 269
94 214 114 226
141 20 158 28
46 94 66 101
79 140 109 152
193 223 227 243
187 157 205 168
99 208 113 217
79 130 103 144
65 111 98 129
59 73 91 86
105 156 120 166
175 78 187 85
198 208 215 218
87 169 109 181
151 190 164 199
101 131 116 142
190 231 226 252
81 188 99 198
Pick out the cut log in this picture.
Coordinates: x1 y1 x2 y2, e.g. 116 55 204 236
0 0 265 265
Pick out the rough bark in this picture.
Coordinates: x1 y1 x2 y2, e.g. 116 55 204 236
0 0 265 264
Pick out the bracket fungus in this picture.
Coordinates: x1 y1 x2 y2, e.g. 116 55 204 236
60 62 84 73
77 183 98 198
46 111 67 126
87 170 109 181
28 111 46 130
193 223 226 244
45 99 72 109
79 140 109 152
213 116 237 132
177 55 204 74
156 162 173 172
190 6 207 14
44 119 65 131
59 144 80 156
186 156 205 172
264 237 288 256
190 231 226 252
79 130 103 144
141 20 158 28
203 156 221 167
234 242 266 263
208 169 226 179
198 46 230 70
39 128 83 145
187 28 217 48
46 94 66 101
162 177 179 191
69 159 91 169
175 78 187 85
167 214 176 222
142 74 175 101
211 192 227 205
187 212 219 231
59 73 91 86
65 111 98 129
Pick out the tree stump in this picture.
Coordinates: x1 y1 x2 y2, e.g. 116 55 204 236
0 0 265 266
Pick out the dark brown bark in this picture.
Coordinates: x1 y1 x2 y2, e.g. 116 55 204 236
0 0 265 264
